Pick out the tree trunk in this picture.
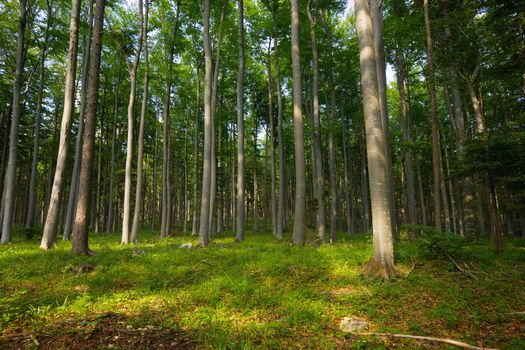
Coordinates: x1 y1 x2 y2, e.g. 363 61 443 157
253 119 259 232
151 107 158 230
267 50 277 237
106 77 120 233
130 0 148 243
199 0 213 246
307 1 326 242
39 0 81 248
395 47 416 239
342 101 353 234
321 12 338 243
122 0 144 243
370 0 396 235
423 0 442 231
235 0 246 242
290 0 306 245
192 59 201 236
182 111 189 233
26 0 51 229
355 0 395 279
63 0 95 241
71 0 105 255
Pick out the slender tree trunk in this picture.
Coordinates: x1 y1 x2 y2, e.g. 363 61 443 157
355 0 395 279
192 60 201 236
395 46 417 238
122 0 144 243
342 103 353 234
267 51 277 236
209 7 225 238
199 0 213 246
39 0 80 248
26 1 51 229
321 12 338 243
151 106 158 230
71 0 105 255
423 0 442 231
360 127 370 231
235 0 245 241
160 3 180 238
290 0 306 245
106 77 119 233
307 2 326 242
253 119 259 232
63 0 95 240
130 0 149 243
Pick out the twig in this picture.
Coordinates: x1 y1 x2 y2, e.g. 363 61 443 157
346 332 498 350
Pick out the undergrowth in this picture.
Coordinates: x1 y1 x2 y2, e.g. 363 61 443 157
0 226 524 349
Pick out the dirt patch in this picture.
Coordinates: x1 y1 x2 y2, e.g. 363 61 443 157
0 313 195 349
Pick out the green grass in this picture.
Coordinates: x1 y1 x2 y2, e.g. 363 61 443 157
1 227 524 349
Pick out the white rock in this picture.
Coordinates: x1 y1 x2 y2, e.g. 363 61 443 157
339 317 369 332
180 243 193 249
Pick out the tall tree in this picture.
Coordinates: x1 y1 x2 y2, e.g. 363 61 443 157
122 0 144 244
355 0 395 279
290 0 306 245
1 0 27 244
131 0 149 243
423 0 442 231
26 0 52 230
236 0 246 242
71 0 106 255
199 0 213 246
39 0 81 249
306 0 326 243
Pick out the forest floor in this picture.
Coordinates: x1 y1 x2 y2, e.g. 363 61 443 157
0 227 524 349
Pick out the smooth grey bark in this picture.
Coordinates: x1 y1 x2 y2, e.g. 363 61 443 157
183 111 189 233
370 0 396 235
192 59 201 236
341 96 353 234
209 6 225 238
253 119 259 232
321 11 338 243
151 105 158 230
26 0 51 229
423 0 442 231
415 159 427 226
267 49 277 236
199 0 213 246
270 1 285 241
355 0 395 279
106 77 120 233
160 2 180 238
307 1 326 242
1 0 26 244
395 46 417 238
71 0 105 255
290 0 306 245
236 0 246 242
63 0 95 240
122 0 144 244
39 0 80 248
360 127 370 231
131 0 148 243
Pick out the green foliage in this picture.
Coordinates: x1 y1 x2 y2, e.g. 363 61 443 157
1 230 524 349
413 225 468 260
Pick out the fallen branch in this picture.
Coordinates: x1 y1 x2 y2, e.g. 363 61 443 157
346 332 498 350
441 250 478 280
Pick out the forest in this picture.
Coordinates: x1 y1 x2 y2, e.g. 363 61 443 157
0 0 524 348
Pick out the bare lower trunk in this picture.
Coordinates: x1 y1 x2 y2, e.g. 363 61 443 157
199 0 212 246
307 2 326 242
26 3 50 228
192 61 201 236
182 111 189 233
131 0 148 243
290 0 306 245
39 0 79 248
71 0 105 255
355 0 395 279
63 0 95 240
267 54 277 236
253 121 259 232
235 3 246 242
106 77 120 233
423 0 442 231
122 0 144 244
